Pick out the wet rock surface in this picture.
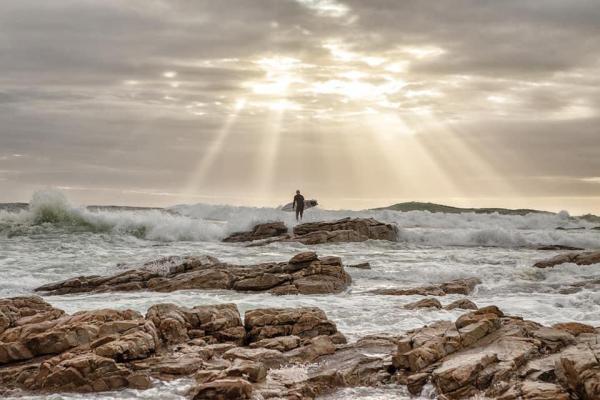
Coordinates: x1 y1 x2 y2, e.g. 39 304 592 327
534 250 600 268
391 306 600 399
34 252 352 296
225 217 398 245
0 297 346 396
536 245 584 251
222 222 288 243
1 296 598 399
370 277 481 296
347 262 372 269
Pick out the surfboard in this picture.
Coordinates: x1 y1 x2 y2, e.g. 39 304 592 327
280 199 318 212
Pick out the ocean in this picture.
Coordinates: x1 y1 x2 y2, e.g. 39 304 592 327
1 190 599 399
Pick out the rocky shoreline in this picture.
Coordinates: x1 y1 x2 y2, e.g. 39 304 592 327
3 219 600 399
0 297 598 399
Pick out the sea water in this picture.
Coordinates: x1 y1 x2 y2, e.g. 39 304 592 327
1 190 599 399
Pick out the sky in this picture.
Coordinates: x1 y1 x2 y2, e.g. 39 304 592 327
1 0 600 213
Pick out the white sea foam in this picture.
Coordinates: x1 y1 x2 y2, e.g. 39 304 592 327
1 189 599 400
1 189 599 248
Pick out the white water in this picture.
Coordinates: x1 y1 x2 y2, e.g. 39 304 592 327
1 189 599 399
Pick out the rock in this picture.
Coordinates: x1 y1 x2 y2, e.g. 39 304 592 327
146 303 244 345
239 218 397 246
223 347 286 369
222 222 288 243
284 335 336 363
244 307 344 344
552 322 596 336
289 251 319 264
532 327 576 352
299 335 399 395
0 299 364 397
404 298 442 310
534 250 600 268
192 378 253 400
224 359 267 383
554 339 600 400
0 307 145 365
347 262 371 269
93 321 159 361
371 278 481 296
35 253 352 296
390 305 600 399
0 296 65 335
293 217 397 240
249 335 301 352
536 245 584 251
444 299 478 310
496 381 570 400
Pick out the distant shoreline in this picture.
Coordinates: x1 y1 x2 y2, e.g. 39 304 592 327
2 200 599 221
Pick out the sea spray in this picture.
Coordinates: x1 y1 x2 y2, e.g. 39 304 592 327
1 189 600 248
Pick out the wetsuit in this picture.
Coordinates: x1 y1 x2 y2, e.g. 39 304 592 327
293 194 305 221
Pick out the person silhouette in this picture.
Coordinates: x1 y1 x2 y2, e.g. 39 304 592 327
292 190 305 221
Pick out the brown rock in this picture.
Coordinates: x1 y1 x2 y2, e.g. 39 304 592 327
554 340 600 400
289 251 319 264
371 278 481 296
536 245 584 251
35 253 351 296
445 299 478 310
293 217 397 241
244 307 343 344
347 262 371 269
552 322 596 336
496 381 570 400
146 303 244 345
404 298 443 310
534 250 600 268
192 378 253 400
222 347 285 369
241 217 397 246
222 222 288 243
284 335 336 363
249 335 301 352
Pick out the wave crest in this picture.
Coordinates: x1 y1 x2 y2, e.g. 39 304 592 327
1 189 599 248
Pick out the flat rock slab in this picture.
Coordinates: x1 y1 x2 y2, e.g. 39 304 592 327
534 250 600 268
34 252 352 296
370 278 482 296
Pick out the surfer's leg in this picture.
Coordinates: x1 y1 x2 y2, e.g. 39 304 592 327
299 207 304 220
295 208 300 221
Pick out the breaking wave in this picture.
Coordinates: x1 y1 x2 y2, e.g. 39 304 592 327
1 189 599 248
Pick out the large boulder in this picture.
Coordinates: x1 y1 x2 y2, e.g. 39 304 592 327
292 217 397 241
244 307 345 344
146 303 244 345
35 252 352 296
232 217 398 245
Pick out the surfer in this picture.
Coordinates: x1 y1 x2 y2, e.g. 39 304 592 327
292 190 305 221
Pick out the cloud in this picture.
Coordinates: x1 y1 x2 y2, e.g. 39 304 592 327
0 0 599 209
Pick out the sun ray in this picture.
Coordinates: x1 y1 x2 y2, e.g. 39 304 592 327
181 99 246 197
